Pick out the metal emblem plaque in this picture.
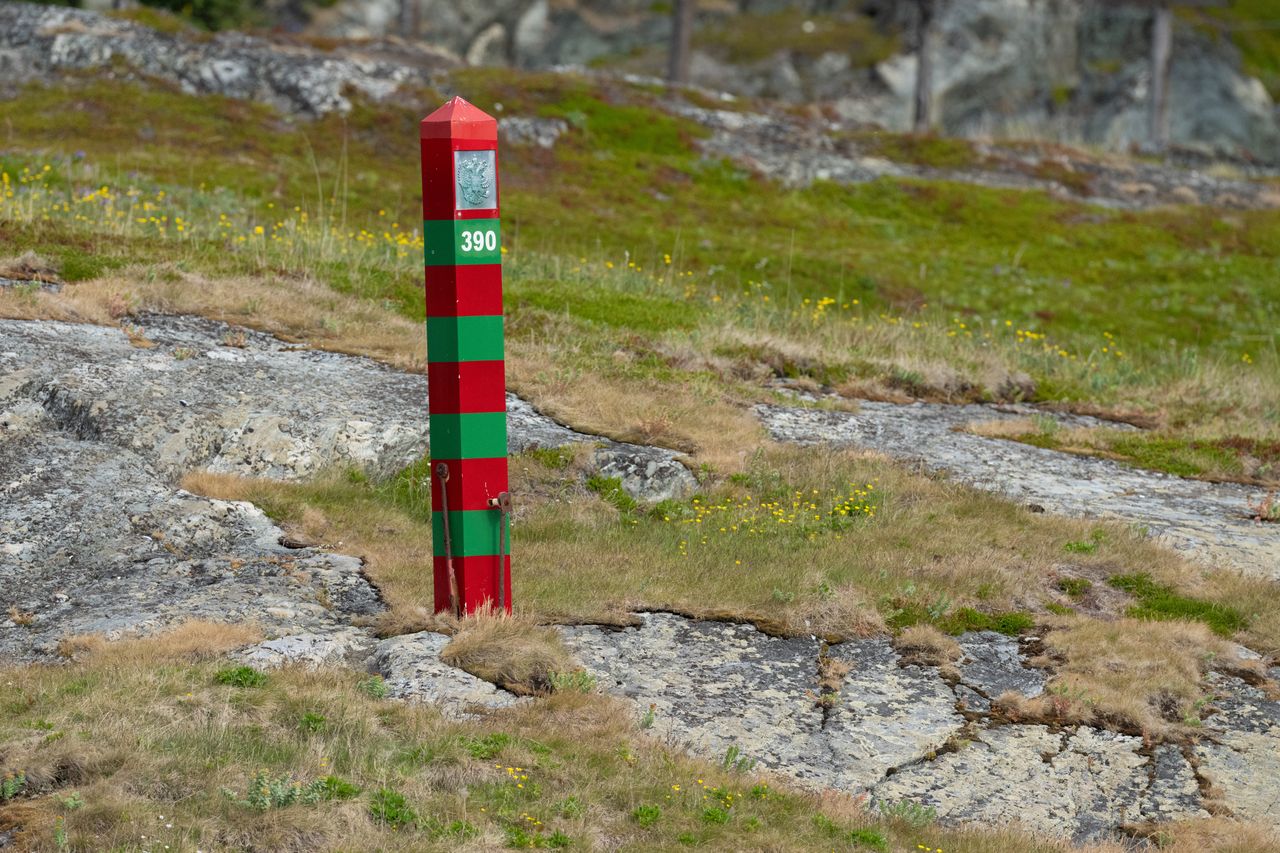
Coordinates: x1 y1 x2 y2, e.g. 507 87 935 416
454 149 497 210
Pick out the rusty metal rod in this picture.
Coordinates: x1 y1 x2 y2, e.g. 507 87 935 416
435 461 460 617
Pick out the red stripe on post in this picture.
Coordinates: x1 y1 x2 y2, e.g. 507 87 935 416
433 554 511 614
425 264 504 317
426 360 507 415
430 457 510 512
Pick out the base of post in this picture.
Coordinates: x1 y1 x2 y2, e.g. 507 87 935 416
433 554 512 615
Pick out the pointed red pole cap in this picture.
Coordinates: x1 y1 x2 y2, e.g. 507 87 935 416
421 96 498 141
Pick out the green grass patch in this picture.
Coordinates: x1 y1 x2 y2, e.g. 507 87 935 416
1107 573 1248 637
214 665 267 687
852 131 984 170
1057 577 1093 598
585 474 638 515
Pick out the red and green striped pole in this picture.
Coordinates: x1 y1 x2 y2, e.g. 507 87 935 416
421 97 511 615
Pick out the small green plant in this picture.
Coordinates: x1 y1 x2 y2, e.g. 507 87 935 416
504 824 572 848
1064 528 1107 554
369 787 417 828
1107 573 1247 636
720 744 756 774
316 775 361 800
298 711 326 733
877 798 937 829
57 791 84 811
526 446 574 469
460 732 511 760
1063 540 1098 554
556 795 585 818
848 827 889 849
813 813 887 849
222 771 327 810
749 783 769 799
357 675 389 699
771 587 796 604
423 817 479 840
702 806 730 824
639 702 657 729
1045 602 1075 615
53 816 67 852
548 669 597 693
1057 577 1093 597
816 690 841 709
213 665 267 688
1249 491 1279 522
633 804 662 828
1 772 26 801
586 474 637 515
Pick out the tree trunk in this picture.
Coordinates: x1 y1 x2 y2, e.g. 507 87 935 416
1149 1 1172 150
913 0 935 134
399 0 419 40
668 0 694 85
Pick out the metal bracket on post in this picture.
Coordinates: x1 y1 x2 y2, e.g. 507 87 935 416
435 461 460 617
488 491 512 612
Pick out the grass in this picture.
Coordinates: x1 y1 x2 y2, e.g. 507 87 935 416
1008 616 1267 739
1107 573 1249 637
439 611 577 696
7 626 1248 853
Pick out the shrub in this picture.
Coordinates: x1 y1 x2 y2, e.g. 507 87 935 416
633 804 661 828
369 787 417 828
213 666 266 688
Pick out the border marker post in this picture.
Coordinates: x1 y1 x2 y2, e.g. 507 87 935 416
421 96 511 615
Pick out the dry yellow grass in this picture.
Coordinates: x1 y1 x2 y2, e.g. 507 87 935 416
1019 616 1268 738
0 268 428 372
54 619 260 663
439 609 577 695
894 624 963 671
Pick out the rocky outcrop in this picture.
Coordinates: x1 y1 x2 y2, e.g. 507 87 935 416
757 401 1280 580
0 314 693 494
0 1 445 115
374 630 528 716
869 1 1280 162
0 416 383 661
674 101 1280 209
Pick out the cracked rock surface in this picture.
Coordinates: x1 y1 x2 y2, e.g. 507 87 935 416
757 401 1280 579
0 315 692 492
374 631 526 717
564 613 1278 842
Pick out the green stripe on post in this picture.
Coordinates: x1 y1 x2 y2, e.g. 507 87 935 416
426 315 505 363
424 218 502 266
432 510 510 558
429 412 508 459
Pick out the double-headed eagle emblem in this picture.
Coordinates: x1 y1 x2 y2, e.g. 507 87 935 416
457 156 494 207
